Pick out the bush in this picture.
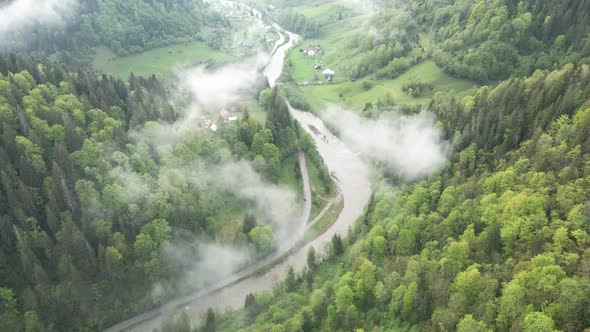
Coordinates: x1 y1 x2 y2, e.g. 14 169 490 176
279 85 311 111
362 81 374 91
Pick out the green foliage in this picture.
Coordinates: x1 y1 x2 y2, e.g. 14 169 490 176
3 0 226 63
249 226 275 253
214 63 590 332
0 54 326 331
422 0 590 81
276 11 320 38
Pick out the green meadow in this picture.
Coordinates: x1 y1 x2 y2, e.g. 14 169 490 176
92 42 236 78
296 61 476 111
281 2 477 111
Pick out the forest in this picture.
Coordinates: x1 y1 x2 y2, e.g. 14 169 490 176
0 52 328 330
1 0 590 331
0 0 228 65
206 1 590 332
292 0 590 84
215 61 590 332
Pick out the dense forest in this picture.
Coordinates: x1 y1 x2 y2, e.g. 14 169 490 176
0 52 326 330
215 59 590 332
0 0 227 64
310 0 590 84
207 0 590 331
1 0 590 331
424 0 590 82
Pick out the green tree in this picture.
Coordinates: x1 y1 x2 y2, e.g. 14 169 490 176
523 312 556 332
457 314 491 332
249 226 274 252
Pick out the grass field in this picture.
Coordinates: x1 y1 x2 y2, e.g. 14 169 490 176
285 14 370 83
93 42 236 78
281 3 477 111
291 2 357 21
304 199 344 244
298 61 477 111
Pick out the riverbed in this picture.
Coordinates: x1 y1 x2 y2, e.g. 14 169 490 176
104 6 372 332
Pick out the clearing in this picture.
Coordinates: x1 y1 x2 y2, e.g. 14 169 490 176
93 42 235 78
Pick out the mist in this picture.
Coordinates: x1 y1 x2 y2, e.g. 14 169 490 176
0 0 77 35
182 54 269 110
107 53 304 301
212 161 303 247
341 0 376 14
323 107 448 180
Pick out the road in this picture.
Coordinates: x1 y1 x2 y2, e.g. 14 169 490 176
103 151 312 332
307 194 342 230
298 150 312 224
103 5 372 332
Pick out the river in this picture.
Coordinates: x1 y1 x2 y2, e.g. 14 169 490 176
104 8 372 332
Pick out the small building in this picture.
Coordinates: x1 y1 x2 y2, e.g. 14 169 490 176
228 116 238 122
323 69 335 83
219 109 230 120
210 123 218 132
307 49 316 57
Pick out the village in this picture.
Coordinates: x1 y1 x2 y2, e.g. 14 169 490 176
297 44 336 86
198 108 240 132
209 1 280 58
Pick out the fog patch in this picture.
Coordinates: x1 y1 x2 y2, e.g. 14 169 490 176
341 0 377 15
181 54 269 110
162 241 250 290
323 107 448 180
212 161 303 248
0 0 77 35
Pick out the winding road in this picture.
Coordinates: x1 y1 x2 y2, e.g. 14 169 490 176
103 5 372 332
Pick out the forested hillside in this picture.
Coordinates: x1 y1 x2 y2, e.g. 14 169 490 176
289 0 590 83
0 53 321 331
1 0 226 64
420 0 590 82
209 1 590 331
215 61 590 332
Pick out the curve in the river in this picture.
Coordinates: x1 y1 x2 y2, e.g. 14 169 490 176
104 10 372 332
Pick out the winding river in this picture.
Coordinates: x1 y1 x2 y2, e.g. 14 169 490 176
104 8 372 332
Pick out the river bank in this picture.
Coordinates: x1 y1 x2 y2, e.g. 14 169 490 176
103 4 372 331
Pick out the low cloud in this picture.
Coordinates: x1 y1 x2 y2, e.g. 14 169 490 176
181 54 269 110
0 0 77 35
323 107 448 180
212 161 303 247
339 0 377 15
162 241 250 290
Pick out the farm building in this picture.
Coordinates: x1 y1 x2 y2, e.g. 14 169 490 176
323 69 335 82
219 109 230 120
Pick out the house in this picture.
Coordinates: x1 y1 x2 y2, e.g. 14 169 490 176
219 109 230 120
323 69 335 83
228 116 238 122
307 49 316 57
323 69 335 82
210 123 218 132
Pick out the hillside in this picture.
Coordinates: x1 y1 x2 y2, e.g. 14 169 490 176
215 60 590 332
1 0 590 331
